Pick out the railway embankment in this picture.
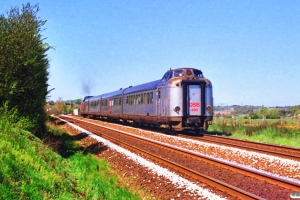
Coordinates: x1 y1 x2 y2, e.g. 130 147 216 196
0 115 141 199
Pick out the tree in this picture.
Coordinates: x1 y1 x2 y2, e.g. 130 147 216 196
266 108 280 119
259 105 267 117
74 99 82 105
248 111 259 119
291 105 299 116
55 98 65 114
0 4 50 136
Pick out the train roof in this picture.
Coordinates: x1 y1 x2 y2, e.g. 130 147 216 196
123 79 161 95
82 96 93 102
86 79 161 101
101 89 124 99
84 68 206 101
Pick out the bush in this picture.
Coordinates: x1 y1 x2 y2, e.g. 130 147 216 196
0 102 34 133
0 3 51 136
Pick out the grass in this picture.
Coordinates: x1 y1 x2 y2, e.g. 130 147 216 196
208 123 300 148
213 116 298 125
0 107 140 200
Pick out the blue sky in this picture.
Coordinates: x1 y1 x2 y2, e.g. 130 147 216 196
2 1 300 106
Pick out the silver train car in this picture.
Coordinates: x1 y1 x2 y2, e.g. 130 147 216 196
80 68 213 131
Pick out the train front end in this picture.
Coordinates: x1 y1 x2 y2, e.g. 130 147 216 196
166 68 213 131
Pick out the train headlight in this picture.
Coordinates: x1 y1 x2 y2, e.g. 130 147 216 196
206 105 212 113
174 106 180 113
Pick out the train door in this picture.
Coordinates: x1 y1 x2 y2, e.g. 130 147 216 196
85 101 89 113
188 85 201 115
156 90 161 116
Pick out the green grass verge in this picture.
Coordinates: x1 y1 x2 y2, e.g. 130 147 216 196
0 112 139 199
208 124 300 148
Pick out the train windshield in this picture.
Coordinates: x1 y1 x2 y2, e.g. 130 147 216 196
173 69 184 77
161 71 173 82
193 69 203 77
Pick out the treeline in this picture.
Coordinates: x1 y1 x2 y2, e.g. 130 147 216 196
46 98 82 115
214 105 300 119
247 105 300 119
0 4 50 137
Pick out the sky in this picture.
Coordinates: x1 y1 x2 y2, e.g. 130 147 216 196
1 1 300 107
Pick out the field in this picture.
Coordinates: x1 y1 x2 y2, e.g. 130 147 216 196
208 117 300 148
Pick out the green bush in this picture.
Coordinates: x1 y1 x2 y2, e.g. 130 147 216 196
0 3 51 136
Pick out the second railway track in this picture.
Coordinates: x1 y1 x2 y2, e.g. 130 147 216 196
178 133 300 162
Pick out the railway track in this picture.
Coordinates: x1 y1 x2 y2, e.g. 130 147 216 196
59 115 300 199
178 133 300 162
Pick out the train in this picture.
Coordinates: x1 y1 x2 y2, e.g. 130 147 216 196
80 68 213 132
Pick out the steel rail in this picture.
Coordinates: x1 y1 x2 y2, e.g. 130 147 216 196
183 134 300 162
61 116 263 200
62 115 300 192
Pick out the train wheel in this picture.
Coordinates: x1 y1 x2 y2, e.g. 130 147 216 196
165 123 176 135
195 129 204 136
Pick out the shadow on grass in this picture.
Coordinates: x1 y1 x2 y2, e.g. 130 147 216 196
43 131 108 158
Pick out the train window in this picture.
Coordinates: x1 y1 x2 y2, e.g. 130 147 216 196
141 94 144 104
139 94 142 104
162 72 168 81
173 69 183 77
161 71 172 82
193 69 203 77
150 92 153 104
146 93 149 104
137 94 139 105
91 101 97 107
